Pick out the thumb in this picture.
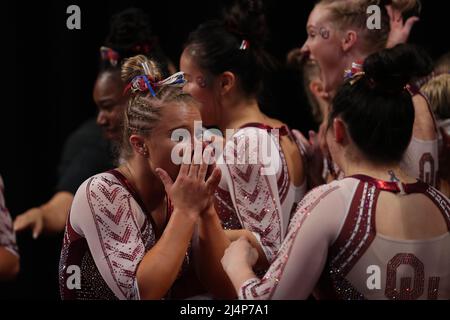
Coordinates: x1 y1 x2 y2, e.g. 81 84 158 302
155 168 174 193
404 16 419 33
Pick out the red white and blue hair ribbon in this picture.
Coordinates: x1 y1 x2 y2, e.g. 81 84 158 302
100 46 120 67
124 65 186 97
344 61 365 82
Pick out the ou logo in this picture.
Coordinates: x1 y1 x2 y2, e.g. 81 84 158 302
366 254 440 300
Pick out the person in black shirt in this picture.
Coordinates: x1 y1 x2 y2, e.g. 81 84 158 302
14 69 125 238
14 7 174 238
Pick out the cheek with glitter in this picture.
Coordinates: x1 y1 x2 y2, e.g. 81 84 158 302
196 76 207 88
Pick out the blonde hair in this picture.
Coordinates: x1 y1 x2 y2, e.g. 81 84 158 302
120 55 196 159
435 52 450 75
302 60 324 123
317 0 419 54
421 74 450 120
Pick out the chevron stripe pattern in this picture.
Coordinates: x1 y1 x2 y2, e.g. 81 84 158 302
87 175 155 300
239 184 340 299
219 129 283 263
0 176 18 255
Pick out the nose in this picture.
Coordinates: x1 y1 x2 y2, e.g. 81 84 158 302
96 111 108 126
300 41 310 58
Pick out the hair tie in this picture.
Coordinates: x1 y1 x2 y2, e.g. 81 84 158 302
132 41 155 55
225 23 251 51
240 40 250 50
123 75 156 96
156 72 186 87
344 61 364 81
100 46 120 66
349 72 366 85
123 72 186 96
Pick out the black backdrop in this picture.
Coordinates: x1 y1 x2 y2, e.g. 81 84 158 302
1 0 448 299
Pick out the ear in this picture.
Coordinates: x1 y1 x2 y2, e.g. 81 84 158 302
341 30 358 52
309 80 324 98
332 118 347 144
310 80 331 106
219 71 236 96
129 135 149 157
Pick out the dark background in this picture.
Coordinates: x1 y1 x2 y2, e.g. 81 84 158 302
0 0 448 299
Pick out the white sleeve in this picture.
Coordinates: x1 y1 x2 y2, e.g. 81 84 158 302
70 175 151 300
239 182 346 300
217 128 285 263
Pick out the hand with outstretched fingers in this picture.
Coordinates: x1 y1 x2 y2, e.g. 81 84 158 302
155 144 221 220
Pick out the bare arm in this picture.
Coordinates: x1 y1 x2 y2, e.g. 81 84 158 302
195 207 236 299
138 152 223 299
0 247 19 281
136 209 198 299
14 191 73 238
194 206 270 299
222 184 342 300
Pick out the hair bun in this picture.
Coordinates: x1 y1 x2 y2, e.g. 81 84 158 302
222 0 267 46
121 55 162 86
363 44 433 93
105 8 154 52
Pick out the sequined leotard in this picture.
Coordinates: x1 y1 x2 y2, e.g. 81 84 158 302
238 175 450 300
214 124 307 263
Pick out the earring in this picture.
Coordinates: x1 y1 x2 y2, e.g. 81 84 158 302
141 145 149 157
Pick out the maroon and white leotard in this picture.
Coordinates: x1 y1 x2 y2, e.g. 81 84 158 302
215 123 307 263
0 175 18 257
239 175 450 300
59 170 188 300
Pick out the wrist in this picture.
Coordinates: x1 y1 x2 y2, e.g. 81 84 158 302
225 264 256 291
172 208 199 224
224 256 252 272
201 205 217 219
